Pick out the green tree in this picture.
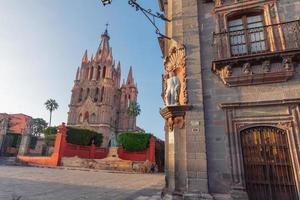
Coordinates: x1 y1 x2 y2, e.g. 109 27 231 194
127 101 141 117
32 118 48 137
44 99 59 127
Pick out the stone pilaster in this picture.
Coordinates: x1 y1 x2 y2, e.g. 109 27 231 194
161 105 212 199
18 121 33 156
0 119 8 155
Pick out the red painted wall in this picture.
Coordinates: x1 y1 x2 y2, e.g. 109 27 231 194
118 136 156 163
19 124 157 167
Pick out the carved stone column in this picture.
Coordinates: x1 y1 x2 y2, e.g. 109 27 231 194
160 105 192 197
18 120 33 156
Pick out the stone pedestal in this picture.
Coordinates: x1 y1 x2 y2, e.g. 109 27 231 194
107 147 119 158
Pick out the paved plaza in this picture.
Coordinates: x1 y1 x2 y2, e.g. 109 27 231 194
0 166 164 200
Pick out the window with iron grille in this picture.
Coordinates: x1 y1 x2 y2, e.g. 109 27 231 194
229 13 267 56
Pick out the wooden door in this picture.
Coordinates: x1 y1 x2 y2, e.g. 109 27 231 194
241 126 299 200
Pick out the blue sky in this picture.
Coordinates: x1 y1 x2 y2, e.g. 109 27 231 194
0 0 165 139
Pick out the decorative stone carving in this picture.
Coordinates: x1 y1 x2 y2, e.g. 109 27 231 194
163 41 187 106
165 72 180 106
218 64 233 84
277 121 292 130
242 62 252 75
160 105 192 132
213 58 295 87
282 57 293 70
262 60 271 73
167 116 185 131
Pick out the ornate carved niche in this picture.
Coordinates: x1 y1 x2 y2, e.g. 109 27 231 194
160 40 192 131
212 55 297 87
162 40 188 106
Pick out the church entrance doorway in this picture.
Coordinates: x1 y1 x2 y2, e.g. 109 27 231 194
241 126 299 200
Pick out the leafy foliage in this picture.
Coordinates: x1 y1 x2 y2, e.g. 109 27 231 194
42 126 103 147
127 101 141 117
32 118 48 137
67 127 103 147
43 127 57 146
117 132 151 151
44 99 59 112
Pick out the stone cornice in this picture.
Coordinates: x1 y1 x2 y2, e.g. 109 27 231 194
219 98 300 109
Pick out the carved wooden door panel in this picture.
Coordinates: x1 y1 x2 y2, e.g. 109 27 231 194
241 127 299 200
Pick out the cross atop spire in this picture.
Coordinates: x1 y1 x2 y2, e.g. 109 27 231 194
105 23 109 32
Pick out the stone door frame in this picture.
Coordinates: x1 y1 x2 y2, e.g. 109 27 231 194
220 99 300 198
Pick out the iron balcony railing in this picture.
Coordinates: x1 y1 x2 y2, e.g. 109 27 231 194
212 20 300 62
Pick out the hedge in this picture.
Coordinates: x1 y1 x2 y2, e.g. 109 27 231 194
117 132 151 151
66 127 103 147
43 126 103 147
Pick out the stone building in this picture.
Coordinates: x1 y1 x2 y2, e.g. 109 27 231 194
158 0 300 199
0 113 33 156
67 29 141 147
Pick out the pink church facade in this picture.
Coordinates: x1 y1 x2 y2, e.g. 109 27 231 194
67 29 142 147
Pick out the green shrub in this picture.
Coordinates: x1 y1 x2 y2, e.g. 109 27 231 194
43 127 57 135
43 127 57 147
66 127 103 147
117 132 151 151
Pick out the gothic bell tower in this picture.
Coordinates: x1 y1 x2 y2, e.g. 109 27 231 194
67 28 139 147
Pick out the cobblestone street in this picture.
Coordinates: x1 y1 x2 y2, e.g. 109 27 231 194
0 166 164 200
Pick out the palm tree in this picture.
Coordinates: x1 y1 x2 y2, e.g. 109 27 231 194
127 101 141 117
127 101 141 130
45 99 59 127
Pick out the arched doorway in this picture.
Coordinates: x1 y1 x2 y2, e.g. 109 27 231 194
241 126 298 200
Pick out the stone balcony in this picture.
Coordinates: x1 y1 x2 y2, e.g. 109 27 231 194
212 20 300 86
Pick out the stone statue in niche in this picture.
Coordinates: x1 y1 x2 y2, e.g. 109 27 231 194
165 72 180 106
262 60 271 73
282 57 293 70
108 132 118 147
242 62 252 75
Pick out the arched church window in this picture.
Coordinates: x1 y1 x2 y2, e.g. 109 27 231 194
100 87 105 102
91 113 96 123
96 66 101 80
78 113 83 123
89 67 94 80
85 88 90 100
78 88 83 102
84 111 89 122
94 88 99 102
102 66 106 78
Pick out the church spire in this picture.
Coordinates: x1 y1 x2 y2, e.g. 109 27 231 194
126 66 134 85
95 25 111 62
82 50 89 63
